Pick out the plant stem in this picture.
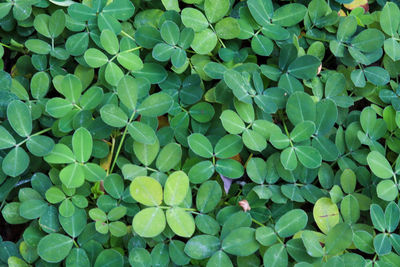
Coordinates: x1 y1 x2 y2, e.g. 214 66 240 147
72 239 79 248
16 128 52 147
110 111 136 173
252 218 265 227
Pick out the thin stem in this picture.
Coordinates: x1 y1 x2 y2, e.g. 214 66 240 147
123 46 142 53
106 137 116 175
120 30 136 41
252 218 265 227
73 239 79 248
146 166 158 172
209 24 226 48
280 112 294 147
16 128 52 147
110 111 136 173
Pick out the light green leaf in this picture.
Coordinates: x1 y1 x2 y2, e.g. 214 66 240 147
367 151 393 179
132 207 166 238
37 233 73 263
166 207 195 237
164 171 189 206
130 176 163 206
7 100 32 137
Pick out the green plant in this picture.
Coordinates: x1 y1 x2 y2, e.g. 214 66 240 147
1 0 400 266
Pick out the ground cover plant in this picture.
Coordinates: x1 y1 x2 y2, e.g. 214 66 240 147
1 0 400 266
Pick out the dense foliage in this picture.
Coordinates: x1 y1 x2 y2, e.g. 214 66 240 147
1 0 400 266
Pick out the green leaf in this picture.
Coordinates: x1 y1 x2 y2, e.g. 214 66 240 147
247 0 273 27
340 169 356 194
353 231 374 254
66 248 90 267
61 74 82 103
196 180 222 213
164 171 189 206
377 180 398 202
59 208 87 238
184 235 220 260
272 3 307 27
367 151 393 179
2 147 29 177
188 160 215 184
66 32 89 56
187 133 213 158
94 249 123 267
31 71 50 99
340 194 360 224
117 76 138 110
374 233 392 256
204 0 230 23
105 62 124 86
191 29 217 55
129 248 151 267
385 202 400 233
60 163 85 188
166 207 195 237
129 176 163 206
215 158 244 179
102 0 135 20
275 209 308 238
364 67 390 86
242 129 267 152
351 29 385 53
288 55 321 80
72 127 92 163
207 251 233 267
100 104 128 127
325 223 353 255
26 135 54 157
25 39 51 55
223 70 252 103
255 226 277 246
295 146 322 169
104 174 124 199
45 97 73 118
215 18 240 40
134 139 160 166
128 121 157 145
371 203 386 232
20 199 47 219
117 52 143 71
0 126 16 149
7 100 32 137
263 243 288 267
286 92 316 125
137 92 173 117
100 29 119 55
214 134 243 159
222 227 259 256
220 110 246 134
384 38 400 62
156 143 182 172
133 207 166 237
290 121 315 142
181 8 209 32
37 233 73 263
84 49 108 68
160 21 180 45
251 34 273 56
280 147 297 171
380 2 400 36
44 144 75 164
301 230 324 258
